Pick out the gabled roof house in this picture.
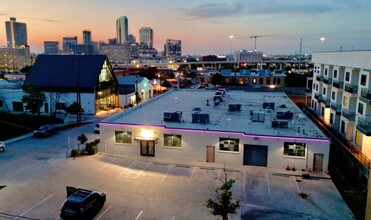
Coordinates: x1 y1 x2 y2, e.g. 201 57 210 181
23 55 118 115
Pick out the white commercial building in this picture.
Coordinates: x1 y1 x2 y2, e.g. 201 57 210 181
100 89 330 171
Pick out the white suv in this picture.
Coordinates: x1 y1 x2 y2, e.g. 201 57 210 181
0 142 5 152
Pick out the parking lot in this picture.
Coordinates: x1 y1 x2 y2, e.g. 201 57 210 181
0 122 354 219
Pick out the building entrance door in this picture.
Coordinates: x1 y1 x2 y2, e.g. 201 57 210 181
140 140 155 157
313 153 324 172
206 146 215 162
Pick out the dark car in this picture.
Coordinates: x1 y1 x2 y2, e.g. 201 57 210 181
94 123 100 134
33 125 58 138
0 142 5 152
60 188 106 219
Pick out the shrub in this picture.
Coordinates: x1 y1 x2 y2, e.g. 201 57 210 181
71 149 81 157
88 145 98 155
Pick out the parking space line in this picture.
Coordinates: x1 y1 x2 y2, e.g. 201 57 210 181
135 162 151 179
161 164 173 182
293 176 301 193
96 205 112 220
188 167 197 185
135 210 143 220
266 172 271 195
97 157 116 171
14 193 54 219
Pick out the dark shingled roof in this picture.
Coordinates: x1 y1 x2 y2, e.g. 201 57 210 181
24 55 109 93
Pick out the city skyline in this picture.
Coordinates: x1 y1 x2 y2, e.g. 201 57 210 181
1 0 371 55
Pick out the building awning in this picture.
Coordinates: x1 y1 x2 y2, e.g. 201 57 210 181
134 136 158 141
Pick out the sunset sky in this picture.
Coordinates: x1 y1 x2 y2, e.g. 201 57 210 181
1 0 371 55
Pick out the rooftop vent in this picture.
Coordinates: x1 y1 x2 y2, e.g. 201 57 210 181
193 107 202 112
251 110 265 122
272 119 288 128
229 104 241 112
263 102 275 110
276 111 294 120
192 112 210 124
163 111 182 122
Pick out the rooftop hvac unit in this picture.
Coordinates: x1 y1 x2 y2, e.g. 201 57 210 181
251 110 265 122
263 102 275 110
215 91 223 96
229 104 241 112
163 111 182 122
213 95 223 102
276 111 294 119
193 107 202 112
272 119 288 128
192 112 210 124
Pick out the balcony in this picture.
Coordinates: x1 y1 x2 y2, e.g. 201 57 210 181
316 75 323 82
330 103 341 114
360 88 371 104
357 118 371 136
323 78 332 85
314 94 322 101
332 80 344 89
344 84 358 94
342 109 356 121
320 98 331 107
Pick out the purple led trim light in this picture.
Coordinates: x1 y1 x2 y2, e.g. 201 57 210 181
101 122 330 143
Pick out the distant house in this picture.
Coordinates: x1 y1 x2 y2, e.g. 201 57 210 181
117 75 153 107
23 55 118 115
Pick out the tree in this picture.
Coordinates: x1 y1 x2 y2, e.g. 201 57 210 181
48 91 62 118
205 169 240 220
77 134 88 150
22 84 46 115
66 102 84 115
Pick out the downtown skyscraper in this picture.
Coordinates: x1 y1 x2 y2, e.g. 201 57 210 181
116 16 128 44
139 27 153 49
5 17 27 48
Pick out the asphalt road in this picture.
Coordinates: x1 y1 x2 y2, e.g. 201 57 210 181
0 122 355 220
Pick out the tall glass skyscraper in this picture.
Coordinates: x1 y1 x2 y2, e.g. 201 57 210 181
164 39 182 57
116 16 128 44
5 17 28 48
139 27 153 49
83 29 92 45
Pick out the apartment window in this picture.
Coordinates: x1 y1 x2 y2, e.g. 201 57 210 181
266 78 271 85
343 96 348 107
252 78 257 84
361 75 367 86
340 121 345 133
277 78 281 85
324 68 328 76
163 134 182 147
345 72 350 82
333 70 338 79
330 113 334 124
358 102 365 115
259 78 264 85
322 87 326 96
313 84 315 89
219 138 239 152
331 91 336 100
321 107 325 116
316 84 319 91
273 78 277 84
115 131 132 144
283 142 306 157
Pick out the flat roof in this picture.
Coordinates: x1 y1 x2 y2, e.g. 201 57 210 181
103 89 328 140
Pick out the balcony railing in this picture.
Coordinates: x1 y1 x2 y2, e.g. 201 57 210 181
316 75 323 82
344 84 358 94
330 103 341 113
342 109 356 121
332 80 344 89
361 88 371 100
314 94 322 101
357 118 371 135
323 78 332 85
306 88 312 93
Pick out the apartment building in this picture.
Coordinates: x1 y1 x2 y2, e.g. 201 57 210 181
311 50 371 157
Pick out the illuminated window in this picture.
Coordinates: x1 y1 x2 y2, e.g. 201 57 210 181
115 131 132 144
283 142 306 157
164 134 182 147
219 138 239 152
343 96 348 107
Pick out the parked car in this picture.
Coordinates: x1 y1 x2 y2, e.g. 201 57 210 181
60 188 106 219
94 123 100 134
0 142 5 152
33 125 58 138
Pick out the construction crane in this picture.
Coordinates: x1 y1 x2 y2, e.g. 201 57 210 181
250 34 273 51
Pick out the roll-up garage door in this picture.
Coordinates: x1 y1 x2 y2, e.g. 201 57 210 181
243 144 268 167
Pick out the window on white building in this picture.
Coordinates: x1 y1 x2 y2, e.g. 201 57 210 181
115 131 132 144
333 69 338 79
219 138 239 152
322 87 326 95
345 71 350 82
283 142 306 157
164 134 182 147
361 75 367 86
331 91 336 100
358 102 365 115
324 68 328 76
